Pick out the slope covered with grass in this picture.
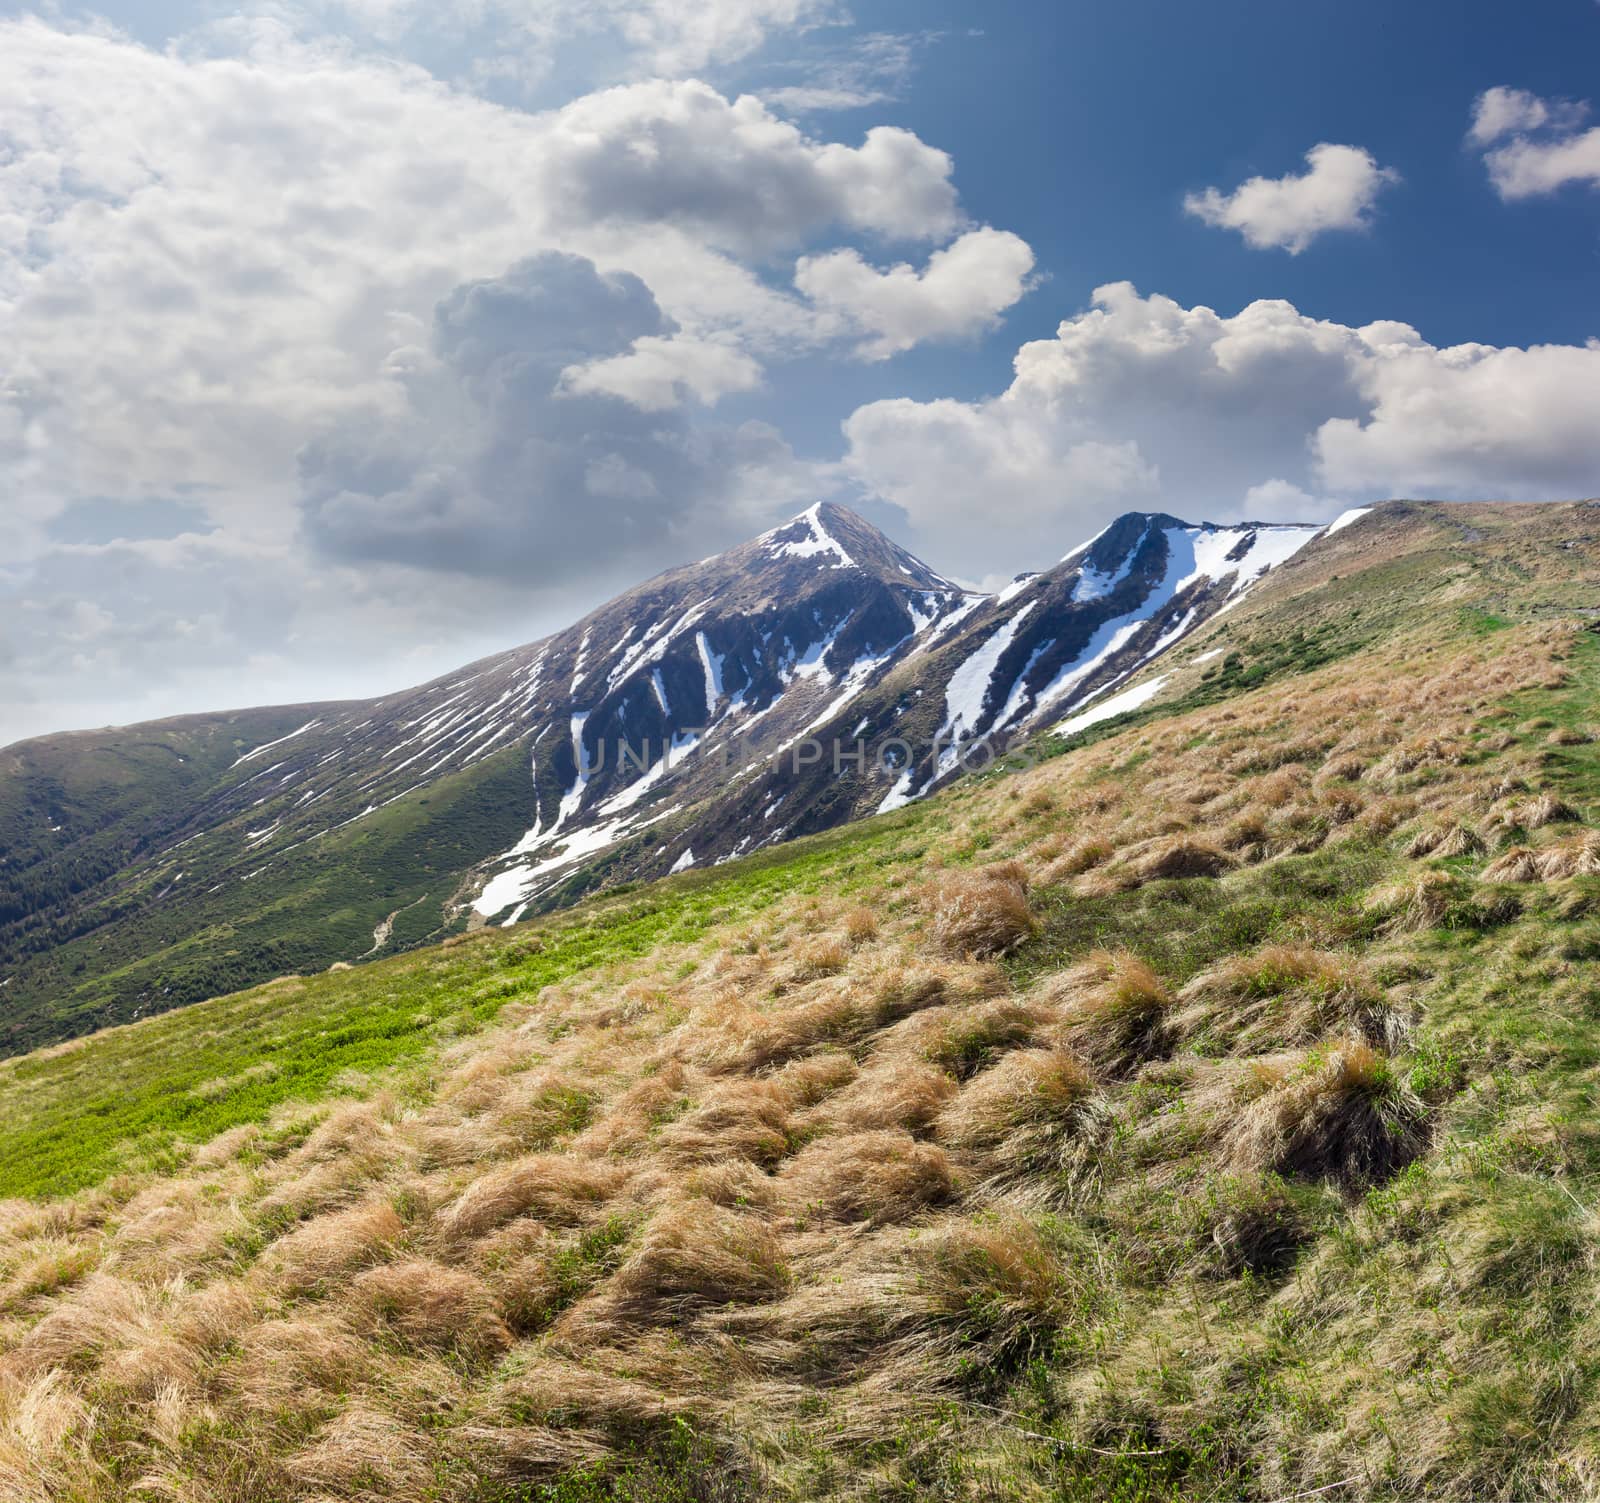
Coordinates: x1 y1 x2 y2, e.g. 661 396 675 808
6 502 1600 1501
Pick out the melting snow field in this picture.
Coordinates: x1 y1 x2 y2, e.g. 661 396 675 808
1054 675 1170 738
1324 507 1372 536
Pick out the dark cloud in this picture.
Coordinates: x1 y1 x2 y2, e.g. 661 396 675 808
298 251 798 582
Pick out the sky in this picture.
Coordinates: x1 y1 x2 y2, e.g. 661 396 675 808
3 0 1600 744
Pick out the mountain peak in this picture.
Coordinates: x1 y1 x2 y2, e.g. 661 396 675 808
750 501 958 592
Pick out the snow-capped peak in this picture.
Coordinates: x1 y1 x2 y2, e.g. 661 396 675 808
760 503 856 569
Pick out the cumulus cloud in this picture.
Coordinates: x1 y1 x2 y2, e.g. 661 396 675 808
844 282 1600 574
0 20 972 511
795 228 1036 359
561 334 764 409
1184 143 1400 253
297 251 807 579
2 17 1017 739
1468 85 1588 146
1469 86 1600 199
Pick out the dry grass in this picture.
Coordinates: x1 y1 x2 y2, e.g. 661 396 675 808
0 601 1588 1501
1175 946 1402 1050
1047 950 1174 1074
1483 832 1600 883
1225 1043 1428 1193
780 1131 954 1225
928 861 1037 958
439 1155 630 1240
591 1199 791 1324
937 1049 1105 1197
349 1258 512 1358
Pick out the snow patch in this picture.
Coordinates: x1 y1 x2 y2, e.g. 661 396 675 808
763 503 854 568
1324 507 1372 537
1055 676 1170 737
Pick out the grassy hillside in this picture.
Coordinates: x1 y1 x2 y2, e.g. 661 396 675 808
6 503 1600 1500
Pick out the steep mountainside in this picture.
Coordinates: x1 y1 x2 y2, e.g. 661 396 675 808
1 502 1329 1051
8 500 1600 1502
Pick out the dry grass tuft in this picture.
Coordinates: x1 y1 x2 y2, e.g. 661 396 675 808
843 906 879 943
1128 836 1234 884
1049 951 1173 1074
1517 792 1582 829
1198 1175 1314 1279
1175 946 1402 1050
1364 868 1468 931
596 1199 790 1323
780 1130 954 1225
1482 846 1543 884
349 1257 511 1358
1484 834 1600 883
653 1080 795 1169
807 1061 958 1134
1041 836 1114 884
1406 822 1485 859
891 998 1040 1079
1226 1043 1428 1193
938 1049 1104 1195
268 1198 405 1294
439 1155 631 1240
905 1216 1073 1364
928 862 1037 959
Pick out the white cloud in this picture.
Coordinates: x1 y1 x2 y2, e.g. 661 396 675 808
762 30 928 113
795 228 1035 359
1468 85 1588 146
562 333 764 409
0 16 1011 739
844 282 1600 575
0 18 978 524
608 0 844 75
1469 87 1600 200
1237 478 1333 523
1184 143 1400 253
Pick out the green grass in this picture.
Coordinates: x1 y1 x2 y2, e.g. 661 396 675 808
0 813 917 1199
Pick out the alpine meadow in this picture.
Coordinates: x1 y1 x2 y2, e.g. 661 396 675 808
8 3 1600 1499
8 501 1600 1500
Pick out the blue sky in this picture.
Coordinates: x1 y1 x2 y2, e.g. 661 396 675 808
2 0 1599 740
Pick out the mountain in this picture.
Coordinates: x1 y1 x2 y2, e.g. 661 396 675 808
9 499 1600 1503
0 501 1330 1052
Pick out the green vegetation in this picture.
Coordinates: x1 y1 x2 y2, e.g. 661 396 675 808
8 501 1600 1502
0 814 915 1199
